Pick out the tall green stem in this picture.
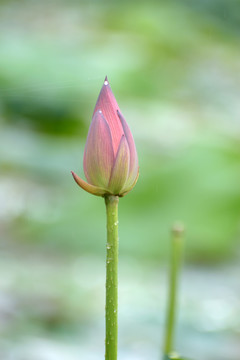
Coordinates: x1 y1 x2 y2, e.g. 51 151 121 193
105 195 119 360
163 223 184 356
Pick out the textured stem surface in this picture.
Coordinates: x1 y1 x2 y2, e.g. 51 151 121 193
105 195 119 360
164 224 184 356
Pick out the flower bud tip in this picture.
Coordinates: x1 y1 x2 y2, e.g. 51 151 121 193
104 75 109 85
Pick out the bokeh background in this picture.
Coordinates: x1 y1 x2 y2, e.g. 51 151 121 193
1 0 240 359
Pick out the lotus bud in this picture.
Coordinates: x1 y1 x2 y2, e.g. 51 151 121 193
72 77 139 197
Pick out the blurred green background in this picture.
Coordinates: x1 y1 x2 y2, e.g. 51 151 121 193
0 0 240 359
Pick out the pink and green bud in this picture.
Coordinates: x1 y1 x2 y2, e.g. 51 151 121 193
72 77 139 197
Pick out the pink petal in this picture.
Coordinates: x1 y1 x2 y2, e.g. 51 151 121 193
83 111 114 188
117 110 138 188
93 77 124 156
108 135 130 194
71 171 108 197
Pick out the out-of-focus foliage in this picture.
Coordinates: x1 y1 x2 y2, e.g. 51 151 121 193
1 0 240 262
0 0 240 359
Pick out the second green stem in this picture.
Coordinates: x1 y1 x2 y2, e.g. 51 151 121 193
163 224 184 356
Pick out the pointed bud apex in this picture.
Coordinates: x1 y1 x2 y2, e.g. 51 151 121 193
72 77 139 197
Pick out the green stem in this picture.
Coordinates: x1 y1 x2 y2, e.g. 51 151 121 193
163 223 184 356
105 195 119 360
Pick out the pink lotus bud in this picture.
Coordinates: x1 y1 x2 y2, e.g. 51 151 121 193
72 77 139 197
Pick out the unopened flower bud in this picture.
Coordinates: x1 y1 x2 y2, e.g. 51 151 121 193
72 77 139 197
